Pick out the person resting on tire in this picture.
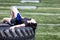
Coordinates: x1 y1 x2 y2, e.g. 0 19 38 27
2 6 37 33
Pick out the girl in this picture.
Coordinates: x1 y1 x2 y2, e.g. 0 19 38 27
2 6 37 32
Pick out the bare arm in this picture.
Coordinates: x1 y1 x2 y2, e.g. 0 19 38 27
10 18 37 29
10 23 25 29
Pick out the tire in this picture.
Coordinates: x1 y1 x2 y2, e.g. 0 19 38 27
0 22 10 27
0 27 35 40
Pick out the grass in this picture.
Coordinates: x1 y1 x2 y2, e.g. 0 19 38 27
0 14 59 24
1 11 60 24
35 25 60 40
0 0 60 7
35 34 60 40
0 0 21 3
1 8 60 13
0 3 60 7
22 15 60 24
0 0 60 40
0 12 60 40
0 11 60 40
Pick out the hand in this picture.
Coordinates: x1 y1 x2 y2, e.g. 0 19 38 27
10 27 15 30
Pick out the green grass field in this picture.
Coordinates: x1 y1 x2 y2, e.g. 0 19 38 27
0 10 60 40
0 0 60 40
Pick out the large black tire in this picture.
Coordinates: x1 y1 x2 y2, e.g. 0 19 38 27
0 27 35 40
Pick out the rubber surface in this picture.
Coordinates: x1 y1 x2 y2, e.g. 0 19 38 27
0 27 35 40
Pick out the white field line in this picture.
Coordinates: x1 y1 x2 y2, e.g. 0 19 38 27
38 7 60 9
1 13 60 16
0 13 60 16
1 13 60 15
0 3 59 4
1 6 60 9
36 32 60 35
0 7 10 9
22 13 60 15
38 24 60 26
0 3 20 4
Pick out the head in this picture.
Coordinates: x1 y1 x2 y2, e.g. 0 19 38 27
27 19 37 29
